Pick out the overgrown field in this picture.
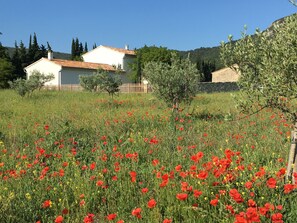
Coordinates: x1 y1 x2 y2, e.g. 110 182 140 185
0 90 296 223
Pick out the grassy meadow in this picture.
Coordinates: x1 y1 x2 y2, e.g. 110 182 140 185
0 90 296 223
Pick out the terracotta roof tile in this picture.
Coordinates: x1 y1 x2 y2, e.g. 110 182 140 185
50 59 116 71
103 45 136 56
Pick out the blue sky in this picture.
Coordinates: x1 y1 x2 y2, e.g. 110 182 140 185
0 0 296 53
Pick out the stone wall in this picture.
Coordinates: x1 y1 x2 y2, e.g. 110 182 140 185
197 82 240 93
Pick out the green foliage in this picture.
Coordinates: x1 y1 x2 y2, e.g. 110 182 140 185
180 46 223 70
27 70 54 91
0 58 14 89
8 78 28 97
79 73 101 92
96 71 122 98
130 45 176 83
9 70 54 97
196 59 216 82
71 38 87 61
221 14 297 122
79 69 122 97
143 53 201 111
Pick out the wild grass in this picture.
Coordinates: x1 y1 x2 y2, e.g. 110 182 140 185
0 90 295 223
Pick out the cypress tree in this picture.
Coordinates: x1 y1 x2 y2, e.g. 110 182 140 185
71 38 75 60
32 33 40 61
84 42 88 52
11 41 24 79
75 38 79 57
19 41 27 67
28 34 33 62
79 42 83 55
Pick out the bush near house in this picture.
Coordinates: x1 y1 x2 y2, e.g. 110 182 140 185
9 70 54 97
79 69 122 97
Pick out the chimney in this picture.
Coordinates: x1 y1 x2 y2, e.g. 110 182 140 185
125 44 129 50
48 50 53 60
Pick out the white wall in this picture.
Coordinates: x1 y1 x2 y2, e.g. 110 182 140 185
25 59 61 86
82 46 125 69
61 68 95 84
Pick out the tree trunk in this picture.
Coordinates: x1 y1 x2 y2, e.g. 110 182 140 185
286 121 297 183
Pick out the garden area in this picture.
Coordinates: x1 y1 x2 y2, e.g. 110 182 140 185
0 90 296 222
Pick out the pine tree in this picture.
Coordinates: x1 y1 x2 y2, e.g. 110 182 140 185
39 44 47 58
0 42 9 59
93 43 97 49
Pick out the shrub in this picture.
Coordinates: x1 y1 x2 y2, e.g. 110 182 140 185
9 70 54 97
79 69 122 97
143 53 201 112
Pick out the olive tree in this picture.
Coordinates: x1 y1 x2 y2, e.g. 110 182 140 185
80 69 122 98
9 70 54 97
220 14 297 182
143 53 200 112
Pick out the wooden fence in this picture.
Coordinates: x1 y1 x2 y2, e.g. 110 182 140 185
42 83 152 93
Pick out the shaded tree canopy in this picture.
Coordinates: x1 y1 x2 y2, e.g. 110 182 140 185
130 45 176 83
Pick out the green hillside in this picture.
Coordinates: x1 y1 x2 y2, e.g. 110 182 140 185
179 46 222 70
179 12 297 71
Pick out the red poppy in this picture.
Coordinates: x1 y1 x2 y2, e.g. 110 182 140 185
197 170 208 180
131 207 142 219
141 187 149 193
130 171 137 183
84 213 95 223
193 189 202 197
175 164 182 172
266 177 277 189
152 159 159 166
147 198 157 208
191 152 204 163
106 213 117 221
96 180 104 187
42 200 52 208
176 193 188 201
210 198 218 206
55 215 63 223
62 208 69 215
163 219 172 223
247 199 256 207
245 181 253 189
271 213 283 223
229 189 243 203
284 184 295 194
89 162 96 170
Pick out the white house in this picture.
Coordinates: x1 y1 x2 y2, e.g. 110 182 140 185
24 45 136 86
82 45 136 71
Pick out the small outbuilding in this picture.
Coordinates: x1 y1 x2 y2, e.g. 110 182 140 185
211 66 240 82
